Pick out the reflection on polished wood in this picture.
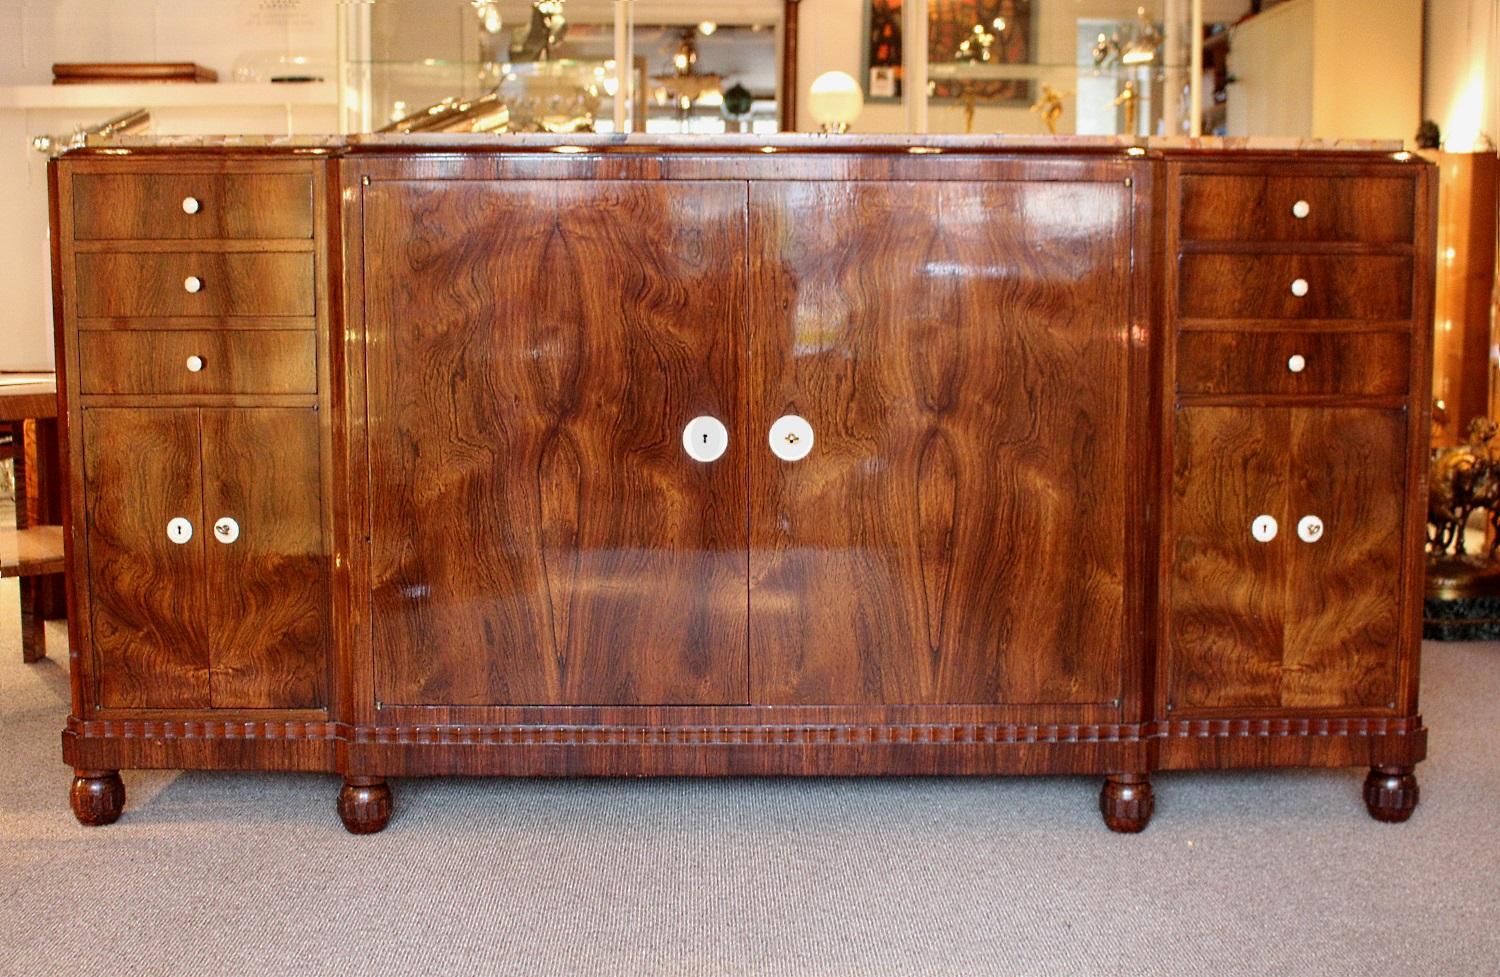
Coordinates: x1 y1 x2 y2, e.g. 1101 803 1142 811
363 178 749 707
748 178 1130 706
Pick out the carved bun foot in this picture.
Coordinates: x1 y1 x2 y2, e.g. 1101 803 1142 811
338 777 392 834
70 770 125 826
1100 774 1154 833
1364 766 1419 823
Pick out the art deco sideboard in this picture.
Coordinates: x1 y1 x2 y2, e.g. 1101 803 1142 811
47 135 1434 833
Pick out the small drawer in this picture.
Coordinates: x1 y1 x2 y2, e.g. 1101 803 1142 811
75 251 315 319
1178 174 1415 244
1178 253 1412 321
72 172 314 241
1177 331 1410 397
78 330 317 396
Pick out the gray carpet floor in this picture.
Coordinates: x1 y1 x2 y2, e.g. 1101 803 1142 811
2 575 1498 977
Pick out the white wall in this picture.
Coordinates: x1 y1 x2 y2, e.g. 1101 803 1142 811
1425 0 1500 151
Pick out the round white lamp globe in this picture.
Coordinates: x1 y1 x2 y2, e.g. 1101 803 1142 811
808 71 864 133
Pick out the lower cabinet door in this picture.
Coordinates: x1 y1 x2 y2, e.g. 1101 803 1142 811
362 178 749 706
83 408 209 709
201 408 327 709
1168 406 1406 712
747 179 1134 706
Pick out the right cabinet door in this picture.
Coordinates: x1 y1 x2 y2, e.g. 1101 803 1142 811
748 179 1133 706
1168 406 1406 712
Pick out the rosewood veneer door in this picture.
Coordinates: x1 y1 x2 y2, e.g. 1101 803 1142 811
748 180 1132 706
363 179 748 706
82 408 209 708
1168 407 1405 711
201 408 327 709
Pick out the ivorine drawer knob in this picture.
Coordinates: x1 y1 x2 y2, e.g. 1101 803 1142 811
185 355 205 373
1287 354 1306 373
682 415 728 463
1292 199 1310 219
184 275 204 294
1297 515 1324 543
769 415 815 462
1251 514 1279 543
166 517 193 544
1290 278 1309 298
213 516 240 544
182 196 201 215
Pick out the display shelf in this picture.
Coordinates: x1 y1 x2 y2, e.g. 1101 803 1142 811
0 82 338 110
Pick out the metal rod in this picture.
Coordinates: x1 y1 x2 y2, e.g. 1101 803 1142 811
904 0 929 133
1190 0 1204 137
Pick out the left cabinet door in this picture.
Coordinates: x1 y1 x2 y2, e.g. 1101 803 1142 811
83 408 209 709
363 178 749 706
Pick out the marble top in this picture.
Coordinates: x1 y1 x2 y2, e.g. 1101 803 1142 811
65 132 1407 154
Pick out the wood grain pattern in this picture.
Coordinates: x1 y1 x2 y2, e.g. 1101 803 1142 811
72 172 314 241
1176 331 1410 397
1178 253 1412 320
81 408 209 709
1168 407 1288 709
1179 174 1415 243
202 408 327 709
77 330 316 395
1282 408 1404 708
748 179 1131 706
75 251 314 318
363 178 748 706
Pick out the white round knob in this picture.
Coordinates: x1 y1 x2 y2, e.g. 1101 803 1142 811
1297 515 1324 543
184 275 203 294
185 355 205 373
681 415 728 463
1291 199 1311 219
181 196 201 215
1251 514 1279 543
1287 354 1306 374
768 415 815 462
213 516 240 544
1290 278 1309 298
166 517 193 544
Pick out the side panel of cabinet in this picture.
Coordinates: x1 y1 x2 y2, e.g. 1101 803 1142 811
748 179 1132 706
81 408 209 709
362 179 748 706
201 408 328 708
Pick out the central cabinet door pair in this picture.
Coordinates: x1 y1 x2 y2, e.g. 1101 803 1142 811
362 176 1135 709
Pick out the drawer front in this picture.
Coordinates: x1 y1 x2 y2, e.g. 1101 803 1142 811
75 251 315 319
1177 331 1411 396
1178 253 1412 321
1179 174 1415 244
78 331 317 395
72 172 314 240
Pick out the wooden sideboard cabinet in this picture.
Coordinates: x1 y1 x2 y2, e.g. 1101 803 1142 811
48 137 1434 834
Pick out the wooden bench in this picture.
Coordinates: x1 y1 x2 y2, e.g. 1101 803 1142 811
1 525 66 661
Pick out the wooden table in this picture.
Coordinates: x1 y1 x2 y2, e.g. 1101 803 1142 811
0 374 65 662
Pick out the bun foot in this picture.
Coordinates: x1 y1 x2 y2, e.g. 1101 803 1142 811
338 777 392 834
1100 774 1154 833
1364 766 1419 823
70 770 125 826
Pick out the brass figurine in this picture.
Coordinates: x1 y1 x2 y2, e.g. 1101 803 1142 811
1114 81 1140 133
1029 85 1070 135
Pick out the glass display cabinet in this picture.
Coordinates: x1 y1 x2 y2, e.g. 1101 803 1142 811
338 0 788 135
